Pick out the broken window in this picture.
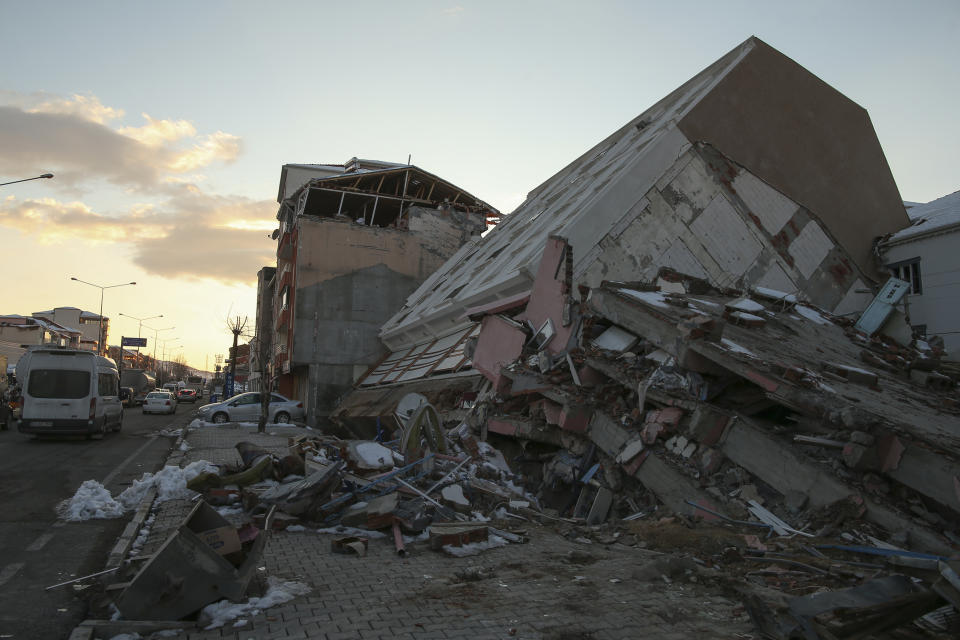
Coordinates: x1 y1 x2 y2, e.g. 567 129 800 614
888 258 922 295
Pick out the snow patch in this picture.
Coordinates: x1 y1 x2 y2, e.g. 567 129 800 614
720 339 756 357
753 286 797 303
200 576 311 630
59 480 124 521
355 442 395 468
794 305 832 325
59 460 219 521
619 289 670 309
442 534 508 557
316 525 388 539
728 297 765 313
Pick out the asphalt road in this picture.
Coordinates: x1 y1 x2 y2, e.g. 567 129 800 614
0 400 199 639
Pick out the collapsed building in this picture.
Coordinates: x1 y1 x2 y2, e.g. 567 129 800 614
260 158 499 424
322 36 960 626
336 35 911 423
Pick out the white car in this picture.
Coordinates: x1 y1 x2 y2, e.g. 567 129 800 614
142 391 177 415
197 392 304 424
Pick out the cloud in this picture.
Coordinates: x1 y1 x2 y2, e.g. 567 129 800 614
167 131 242 172
0 187 277 285
0 93 240 190
0 92 271 285
22 92 125 124
440 6 465 16
117 114 196 146
0 105 166 188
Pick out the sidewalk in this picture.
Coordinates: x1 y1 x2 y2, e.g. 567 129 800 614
75 423 753 640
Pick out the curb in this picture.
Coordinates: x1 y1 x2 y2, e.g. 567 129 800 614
105 422 190 569
105 486 158 569
70 423 194 638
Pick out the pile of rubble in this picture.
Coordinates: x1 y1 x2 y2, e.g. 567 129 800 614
397 255 960 637
326 237 960 637
108 253 960 637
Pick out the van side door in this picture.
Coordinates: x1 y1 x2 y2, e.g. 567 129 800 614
98 371 122 426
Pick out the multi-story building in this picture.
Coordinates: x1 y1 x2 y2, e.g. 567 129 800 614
263 157 498 424
32 307 107 353
337 37 913 420
0 314 82 366
249 266 276 393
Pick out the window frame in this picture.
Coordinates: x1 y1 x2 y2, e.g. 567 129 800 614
888 258 922 295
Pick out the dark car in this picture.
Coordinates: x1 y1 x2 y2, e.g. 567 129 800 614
177 388 198 403
119 386 136 407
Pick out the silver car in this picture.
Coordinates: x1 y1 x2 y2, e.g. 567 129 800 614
142 391 177 415
197 392 304 424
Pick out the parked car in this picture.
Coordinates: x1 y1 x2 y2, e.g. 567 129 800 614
197 392 304 424
142 391 177 415
177 388 197 403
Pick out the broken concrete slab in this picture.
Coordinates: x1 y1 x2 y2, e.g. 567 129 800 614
115 501 272 621
428 521 489 550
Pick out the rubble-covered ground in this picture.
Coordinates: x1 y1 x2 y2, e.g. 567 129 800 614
71 267 960 639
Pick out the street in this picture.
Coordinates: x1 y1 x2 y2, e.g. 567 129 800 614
0 401 197 639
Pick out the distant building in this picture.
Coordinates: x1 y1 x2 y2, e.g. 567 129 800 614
262 157 498 424
0 314 81 365
249 266 277 393
32 307 107 353
879 190 960 355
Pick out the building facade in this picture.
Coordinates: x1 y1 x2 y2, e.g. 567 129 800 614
32 307 107 353
880 190 960 356
337 36 912 420
264 158 498 424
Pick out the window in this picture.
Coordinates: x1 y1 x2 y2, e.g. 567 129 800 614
281 286 290 311
98 373 117 396
889 259 922 295
29 370 90 399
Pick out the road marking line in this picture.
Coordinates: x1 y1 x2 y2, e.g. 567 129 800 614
26 533 54 552
102 435 158 487
0 563 24 587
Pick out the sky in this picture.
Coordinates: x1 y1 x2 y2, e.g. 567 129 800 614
1 0 957 371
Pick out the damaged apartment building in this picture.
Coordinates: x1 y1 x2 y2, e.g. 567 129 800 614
256 158 499 425
330 38 960 568
336 36 910 419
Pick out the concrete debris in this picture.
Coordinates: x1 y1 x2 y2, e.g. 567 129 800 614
325 237 960 637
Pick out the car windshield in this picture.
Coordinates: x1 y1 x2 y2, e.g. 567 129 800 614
146 392 165 399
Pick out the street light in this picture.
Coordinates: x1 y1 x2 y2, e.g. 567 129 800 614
144 324 175 368
158 338 180 386
118 312 163 367
0 173 54 187
70 277 136 355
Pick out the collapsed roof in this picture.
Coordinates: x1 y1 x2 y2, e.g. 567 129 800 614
277 162 500 229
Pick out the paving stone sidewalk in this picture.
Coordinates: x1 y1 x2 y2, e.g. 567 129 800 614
98 424 754 640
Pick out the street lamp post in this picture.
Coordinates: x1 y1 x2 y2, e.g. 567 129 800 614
0 173 54 187
118 312 163 368
144 324 175 369
159 338 180 386
70 277 136 355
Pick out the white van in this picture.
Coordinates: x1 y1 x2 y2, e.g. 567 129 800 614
16 346 123 438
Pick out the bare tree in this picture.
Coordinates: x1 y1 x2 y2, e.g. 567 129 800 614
171 354 189 382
